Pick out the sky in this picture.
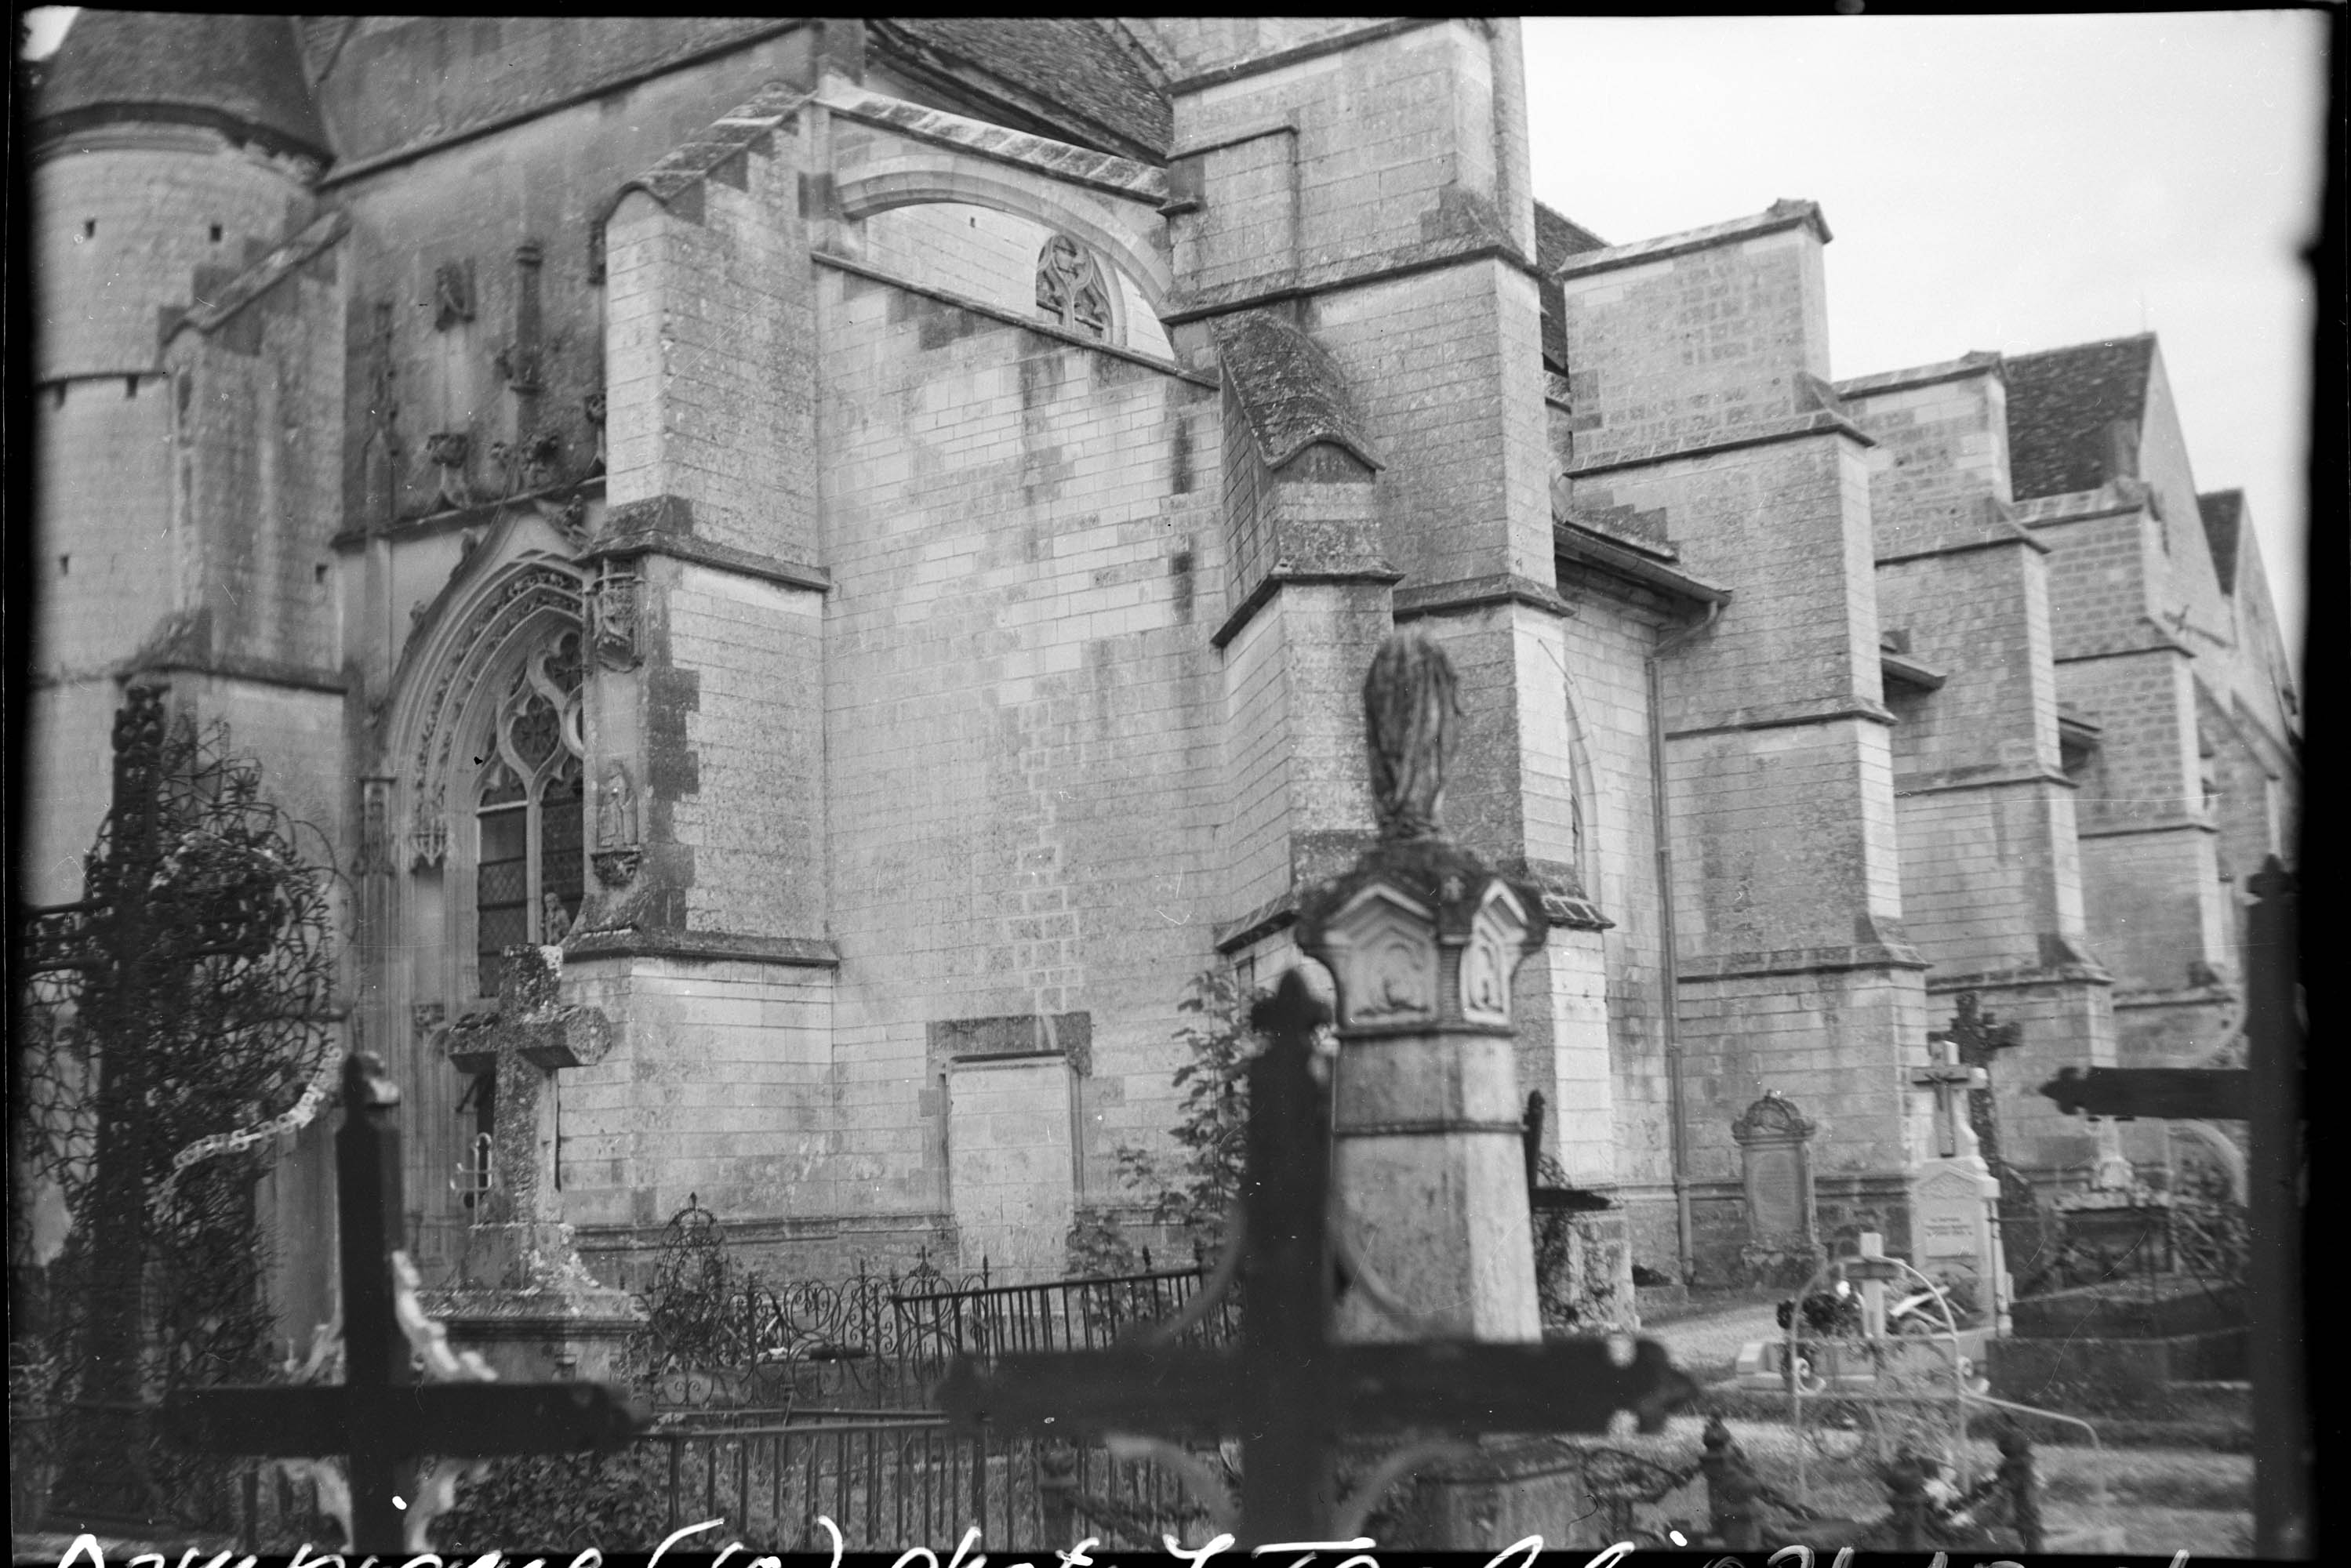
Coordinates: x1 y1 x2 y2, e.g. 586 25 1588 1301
22 10 2322 670
1521 13 2324 679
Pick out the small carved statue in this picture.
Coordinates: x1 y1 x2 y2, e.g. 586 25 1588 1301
597 760 638 849
541 890 572 943
425 430 472 511
524 430 563 491
1363 630 1462 840
433 260 475 331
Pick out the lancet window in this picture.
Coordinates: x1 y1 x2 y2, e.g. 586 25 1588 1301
471 628 586 996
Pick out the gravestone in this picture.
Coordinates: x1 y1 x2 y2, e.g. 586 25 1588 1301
426 944 643 1382
1730 1091 1819 1284
1908 1035 2010 1331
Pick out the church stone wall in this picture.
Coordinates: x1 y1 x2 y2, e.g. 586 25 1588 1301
33 141 307 379
817 266 1224 1276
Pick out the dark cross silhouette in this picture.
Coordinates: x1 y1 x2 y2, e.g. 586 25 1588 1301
1933 993 2022 1185
160 1054 645 1552
2036 856 2303 1556
26 686 304 1531
938 970 1699 1545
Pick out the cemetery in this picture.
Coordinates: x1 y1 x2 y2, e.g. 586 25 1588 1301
12 637 2302 1559
14 15 2307 1559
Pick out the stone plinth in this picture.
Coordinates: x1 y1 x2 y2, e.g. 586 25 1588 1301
1300 835 1550 1344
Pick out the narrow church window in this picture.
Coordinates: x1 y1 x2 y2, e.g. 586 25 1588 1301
1035 234 1113 339
125 377 139 398
471 629 587 995
58 555 70 577
209 223 223 242
80 220 94 241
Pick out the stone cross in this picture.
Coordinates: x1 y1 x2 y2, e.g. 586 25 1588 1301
442 943 611 1227
1911 1033 1986 1160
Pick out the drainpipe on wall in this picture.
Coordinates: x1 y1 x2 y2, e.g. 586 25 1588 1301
1648 599 1721 1285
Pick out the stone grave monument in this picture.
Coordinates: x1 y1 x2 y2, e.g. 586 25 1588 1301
1908 1033 2011 1333
1731 1090 1821 1286
425 943 644 1382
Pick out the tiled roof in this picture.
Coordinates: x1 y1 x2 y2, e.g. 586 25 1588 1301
2003 335 2157 500
1534 201 1607 372
1213 311 1381 472
1535 201 1608 266
2199 489 2245 594
36 11 332 162
878 19 1172 161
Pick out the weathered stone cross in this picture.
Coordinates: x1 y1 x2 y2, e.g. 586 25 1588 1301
1911 1033 1987 1160
442 942 612 1228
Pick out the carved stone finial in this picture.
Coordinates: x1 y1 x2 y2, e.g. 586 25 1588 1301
1364 630 1462 841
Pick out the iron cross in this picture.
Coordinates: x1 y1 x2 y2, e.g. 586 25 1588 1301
937 969 1699 1545
159 1054 645 1552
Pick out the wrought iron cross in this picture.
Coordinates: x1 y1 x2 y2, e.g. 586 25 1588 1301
160 1054 645 1552
1910 1033 1986 1160
1933 993 2022 1185
29 686 312 1531
938 970 1699 1546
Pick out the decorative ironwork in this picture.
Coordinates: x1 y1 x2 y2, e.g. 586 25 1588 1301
17 691 346 1534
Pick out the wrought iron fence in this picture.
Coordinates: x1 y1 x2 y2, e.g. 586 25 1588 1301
641 1414 1215 1551
629 1199 1238 1411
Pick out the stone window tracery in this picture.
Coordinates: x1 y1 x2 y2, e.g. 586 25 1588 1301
1036 234 1113 339
471 629 586 996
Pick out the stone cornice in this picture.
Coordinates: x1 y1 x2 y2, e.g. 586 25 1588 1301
1391 572 1573 623
1563 409 1875 480
1552 521 1731 608
563 929 840 968
1665 696 1898 740
1549 200 1833 284
1679 941 1930 981
1208 563 1402 651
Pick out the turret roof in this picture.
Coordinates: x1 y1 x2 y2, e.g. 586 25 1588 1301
35 11 332 164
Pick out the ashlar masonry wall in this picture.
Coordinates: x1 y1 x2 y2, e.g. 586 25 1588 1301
1557 207 1930 1276
819 264 1225 1279
1844 359 2115 1185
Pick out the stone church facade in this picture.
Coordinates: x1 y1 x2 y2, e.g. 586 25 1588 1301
25 17 2298 1323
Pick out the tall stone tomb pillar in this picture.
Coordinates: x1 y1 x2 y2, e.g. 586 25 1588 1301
1299 633 1550 1345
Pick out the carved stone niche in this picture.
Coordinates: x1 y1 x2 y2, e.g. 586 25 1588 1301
1316 883 1441 1033
1731 1091 1820 1281
1459 880 1532 1029
588 561 641 671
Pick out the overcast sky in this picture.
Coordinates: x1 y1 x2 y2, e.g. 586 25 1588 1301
24 10 2320 670
1522 13 2323 678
